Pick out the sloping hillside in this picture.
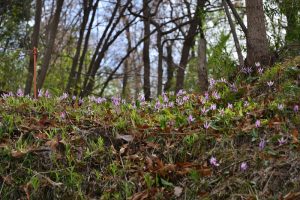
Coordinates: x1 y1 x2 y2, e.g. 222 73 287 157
0 57 300 199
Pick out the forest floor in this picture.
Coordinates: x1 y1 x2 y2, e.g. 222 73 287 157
0 57 300 200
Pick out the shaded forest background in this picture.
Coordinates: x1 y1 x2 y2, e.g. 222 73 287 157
0 0 299 98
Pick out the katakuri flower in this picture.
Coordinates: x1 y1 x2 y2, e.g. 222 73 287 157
209 156 219 167
259 138 266 150
278 137 287 146
255 120 261 128
278 104 284 110
267 81 274 87
17 88 24 97
188 115 195 123
240 162 248 171
294 105 299 112
203 121 211 129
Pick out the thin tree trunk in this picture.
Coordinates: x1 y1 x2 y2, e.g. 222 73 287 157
198 37 208 93
156 29 163 96
225 0 247 35
37 0 64 90
175 0 205 92
65 0 92 93
223 0 244 68
74 0 99 95
164 43 174 92
122 14 132 99
25 0 42 95
143 0 151 100
82 0 131 96
245 0 270 66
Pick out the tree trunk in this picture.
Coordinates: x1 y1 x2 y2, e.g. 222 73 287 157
143 0 151 100
74 0 99 96
65 0 92 93
37 0 64 90
245 0 270 67
122 14 132 99
175 0 205 92
25 0 42 95
156 29 163 96
223 0 244 68
197 37 208 93
164 44 174 92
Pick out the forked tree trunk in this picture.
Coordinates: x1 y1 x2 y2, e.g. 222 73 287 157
223 0 244 68
65 0 92 93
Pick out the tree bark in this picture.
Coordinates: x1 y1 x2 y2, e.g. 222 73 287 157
74 0 99 96
197 37 208 93
245 0 270 66
223 0 244 68
143 0 151 100
65 0 92 93
25 0 42 95
175 0 205 92
164 43 174 92
121 14 132 99
37 0 64 90
156 29 163 96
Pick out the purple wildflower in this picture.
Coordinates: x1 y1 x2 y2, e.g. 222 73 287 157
60 111 66 119
203 121 211 129
255 120 261 128
209 78 216 87
168 102 174 108
259 138 266 150
163 94 169 103
95 97 106 104
188 115 195 123
78 98 84 105
209 156 219 167
38 89 43 97
267 81 274 87
212 91 220 100
227 103 233 109
44 90 51 98
204 92 209 100
155 101 162 110
255 62 261 67
210 104 217 111
17 88 24 97
244 101 249 107
240 162 248 171
201 107 209 114
293 105 299 112
138 94 145 102
111 97 121 106
278 137 287 146
258 68 264 74
219 108 225 116
72 96 76 101
60 93 68 100
278 104 284 110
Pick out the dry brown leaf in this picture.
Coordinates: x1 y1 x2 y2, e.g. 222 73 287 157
283 192 300 200
116 134 134 142
291 129 299 143
11 150 27 158
174 186 183 197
